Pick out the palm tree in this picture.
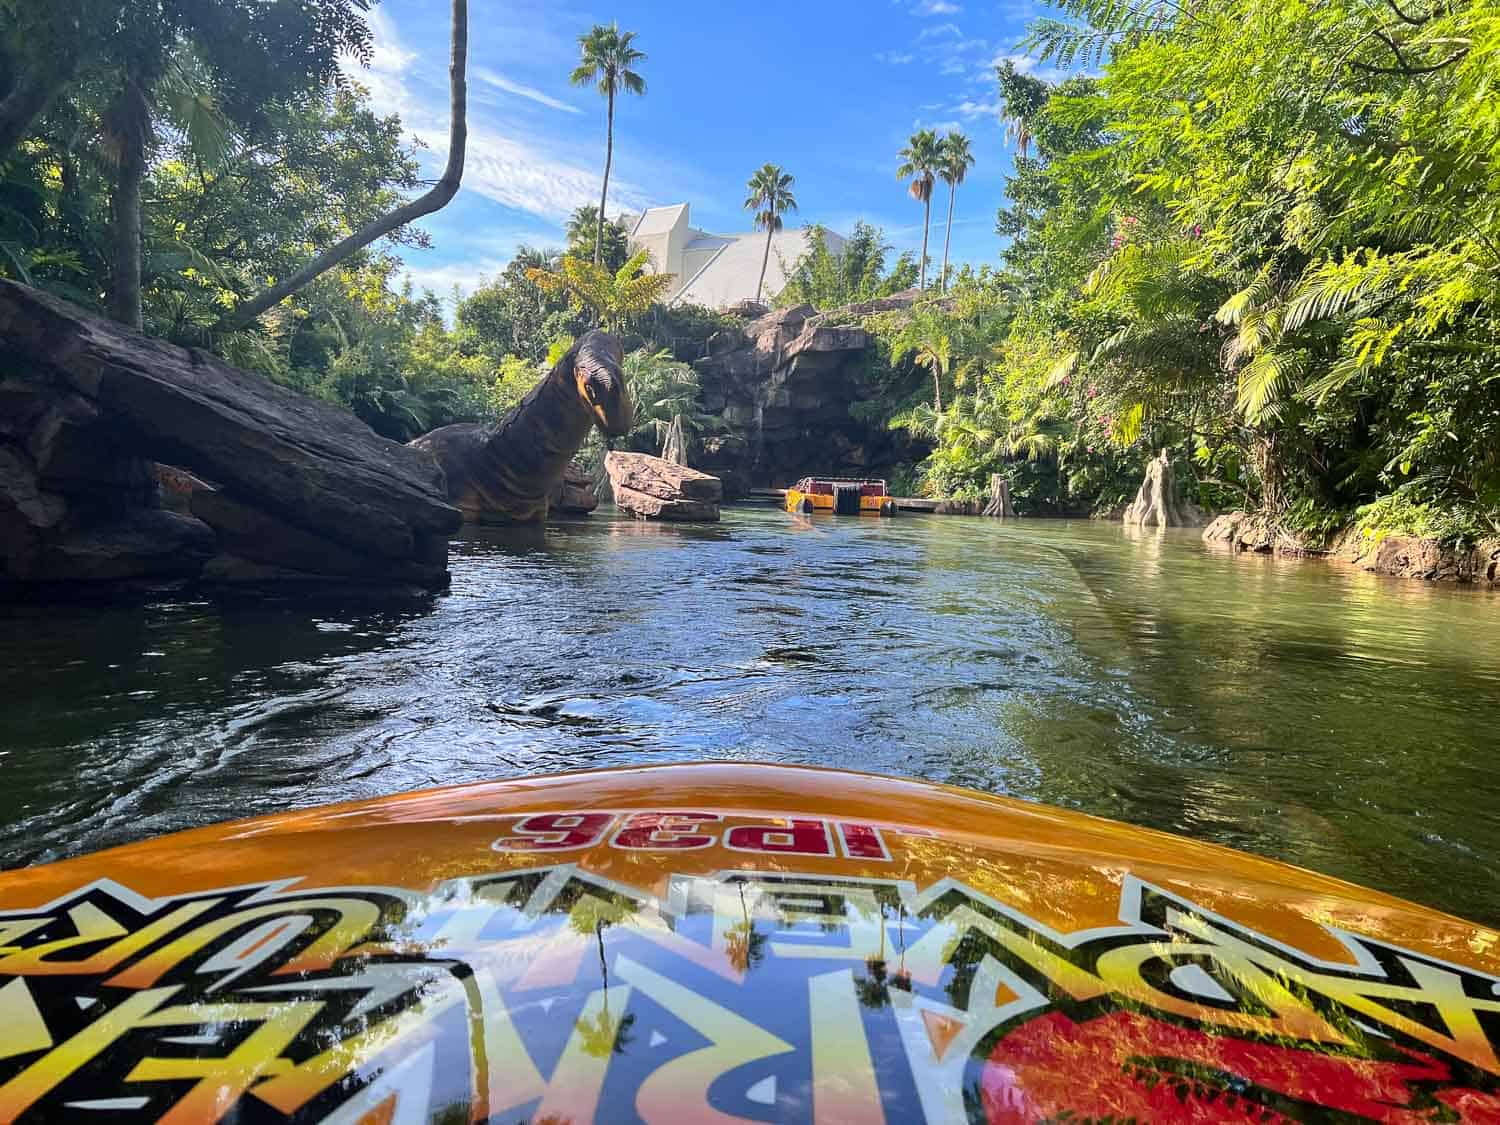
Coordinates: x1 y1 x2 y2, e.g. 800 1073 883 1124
938 133 974 294
570 23 646 266
889 309 954 411
743 164 798 304
896 129 942 291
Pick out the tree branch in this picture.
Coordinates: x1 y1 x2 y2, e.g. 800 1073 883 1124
219 0 467 331
1383 0 1429 26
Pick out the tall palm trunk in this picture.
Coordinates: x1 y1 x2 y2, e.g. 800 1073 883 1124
108 139 146 328
595 89 614 266
940 182 956 294
919 189 932 290
932 367 942 412
755 206 775 304
105 78 151 331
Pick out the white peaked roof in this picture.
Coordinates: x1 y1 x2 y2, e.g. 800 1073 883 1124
673 228 843 308
626 203 846 309
630 204 690 240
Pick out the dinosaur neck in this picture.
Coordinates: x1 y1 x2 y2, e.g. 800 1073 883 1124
480 365 595 508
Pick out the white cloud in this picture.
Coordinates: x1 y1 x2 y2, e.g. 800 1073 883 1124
955 97 1002 119
940 57 968 76
361 9 645 223
473 67 580 114
876 50 916 64
913 0 963 12
400 257 509 301
917 22 963 40
991 52 1066 82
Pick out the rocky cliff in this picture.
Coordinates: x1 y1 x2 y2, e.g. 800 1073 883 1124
0 281 460 594
686 299 925 496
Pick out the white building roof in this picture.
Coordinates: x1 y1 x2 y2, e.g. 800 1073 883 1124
627 203 845 309
630 204 689 239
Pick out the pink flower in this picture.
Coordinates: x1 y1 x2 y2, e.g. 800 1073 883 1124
1061 376 1071 387
1087 445 1095 453
1087 386 1098 399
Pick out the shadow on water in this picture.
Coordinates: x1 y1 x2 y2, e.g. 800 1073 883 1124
3 507 1500 924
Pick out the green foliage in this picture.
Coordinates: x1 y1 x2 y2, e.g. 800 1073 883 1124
565 205 631 274
777 221 915 310
525 249 675 333
901 0 1500 532
619 348 722 451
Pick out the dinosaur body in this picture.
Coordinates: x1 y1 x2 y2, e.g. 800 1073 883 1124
410 330 632 523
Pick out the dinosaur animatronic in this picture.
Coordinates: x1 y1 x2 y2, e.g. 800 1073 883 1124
410 330 633 523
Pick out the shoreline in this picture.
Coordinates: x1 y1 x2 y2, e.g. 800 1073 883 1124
1202 510 1500 588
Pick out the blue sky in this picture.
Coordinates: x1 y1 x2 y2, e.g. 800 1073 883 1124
364 0 1055 300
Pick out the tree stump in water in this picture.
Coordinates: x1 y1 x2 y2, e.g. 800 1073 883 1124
1123 450 1203 527
661 414 688 467
981 473 1016 517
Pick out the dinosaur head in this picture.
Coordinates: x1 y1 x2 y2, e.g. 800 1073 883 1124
569 329 633 437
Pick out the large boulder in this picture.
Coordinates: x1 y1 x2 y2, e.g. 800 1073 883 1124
549 460 599 515
605 451 721 521
0 280 461 592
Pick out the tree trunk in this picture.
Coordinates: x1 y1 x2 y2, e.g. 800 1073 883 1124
1251 431 1285 516
220 0 468 331
755 209 774 304
940 182 956 294
661 414 687 466
981 473 1015 517
596 89 614 266
1123 449 1203 527
919 189 932 291
932 365 942 413
106 103 148 330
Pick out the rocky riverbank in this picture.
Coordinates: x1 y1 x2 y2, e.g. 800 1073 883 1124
1204 510 1500 586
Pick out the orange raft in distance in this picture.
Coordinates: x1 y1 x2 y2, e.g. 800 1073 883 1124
784 475 896 516
0 761 1498 1123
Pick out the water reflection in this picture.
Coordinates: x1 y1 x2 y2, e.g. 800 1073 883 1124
2 508 1499 922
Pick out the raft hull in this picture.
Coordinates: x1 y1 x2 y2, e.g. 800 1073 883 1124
0 762 1495 1122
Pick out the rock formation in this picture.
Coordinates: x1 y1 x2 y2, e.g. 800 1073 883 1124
1123 450 1205 528
409 330 632 523
688 298 927 496
605 451 722 521
1205 509 1500 584
1335 529 1500 584
549 460 599 515
0 280 460 593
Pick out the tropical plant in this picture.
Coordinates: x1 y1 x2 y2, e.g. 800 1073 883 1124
889 313 953 413
896 129 942 291
743 163 798 305
778 221 917 309
222 0 468 330
570 23 646 266
620 347 723 451
565 204 631 273
525 249 674 332
937 133 974 294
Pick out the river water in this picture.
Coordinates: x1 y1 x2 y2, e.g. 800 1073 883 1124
3 506 1499 923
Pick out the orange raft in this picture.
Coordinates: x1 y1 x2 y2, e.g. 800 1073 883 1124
784 476 896 516
0 762 1497 1123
